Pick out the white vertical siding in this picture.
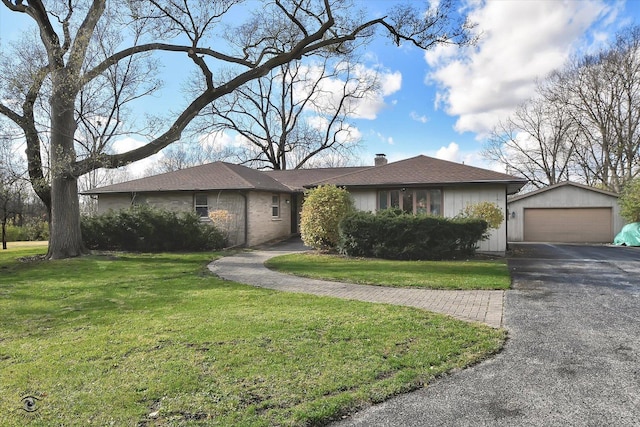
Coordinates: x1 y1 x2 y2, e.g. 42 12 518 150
346 185 508 254
443 185 508 253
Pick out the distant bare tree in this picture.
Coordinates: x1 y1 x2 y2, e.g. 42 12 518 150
145 139 235 174
484 84 577 189
485 25 640 192
204 55 375 170
0 134 28 249
553 27 640 192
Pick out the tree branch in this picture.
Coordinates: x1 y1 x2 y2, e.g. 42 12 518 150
82 43 255 86
67 0 106 77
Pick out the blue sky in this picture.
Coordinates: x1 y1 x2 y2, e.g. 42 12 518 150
1 0 639 176
357 0 640 168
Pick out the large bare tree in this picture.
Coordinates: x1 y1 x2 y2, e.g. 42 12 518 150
204 55 374 170
0 0 474 259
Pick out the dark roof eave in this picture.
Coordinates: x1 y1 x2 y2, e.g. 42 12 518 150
82 186 294 195
304 179 527 190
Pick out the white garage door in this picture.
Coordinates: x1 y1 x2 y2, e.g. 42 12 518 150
523 208 612 243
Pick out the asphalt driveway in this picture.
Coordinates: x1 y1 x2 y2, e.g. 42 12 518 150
332 243 640 426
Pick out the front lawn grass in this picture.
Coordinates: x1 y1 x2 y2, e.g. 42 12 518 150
265 253 511 290
0 246 505 426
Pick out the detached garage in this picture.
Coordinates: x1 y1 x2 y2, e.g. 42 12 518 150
507 182 626 243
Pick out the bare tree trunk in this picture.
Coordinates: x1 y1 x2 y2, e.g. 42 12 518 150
47 75 86 259
48 175 85 258
1 218 6 250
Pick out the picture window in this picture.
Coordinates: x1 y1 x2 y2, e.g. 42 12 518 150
378 188 442 216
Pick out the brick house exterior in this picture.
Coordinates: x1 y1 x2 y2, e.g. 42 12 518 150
84 155 526 253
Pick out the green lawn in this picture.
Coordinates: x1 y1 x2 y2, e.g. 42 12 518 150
265 253 511 290
0 245 505 426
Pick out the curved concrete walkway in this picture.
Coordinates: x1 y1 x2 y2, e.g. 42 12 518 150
208 244 505 328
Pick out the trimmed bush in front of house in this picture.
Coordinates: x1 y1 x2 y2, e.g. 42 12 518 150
457 201 504 232
300 185 354 250
82 205 226 252
338 209 488 260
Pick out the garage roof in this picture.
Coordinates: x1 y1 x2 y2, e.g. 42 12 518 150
508 181 619 203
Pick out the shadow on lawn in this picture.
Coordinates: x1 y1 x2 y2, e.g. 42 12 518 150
1 252 232 333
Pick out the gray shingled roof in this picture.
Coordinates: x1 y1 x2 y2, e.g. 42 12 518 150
310 155 526 193
264 167 368 191
508 181 619 202
84 162 291 194
84 155 526 195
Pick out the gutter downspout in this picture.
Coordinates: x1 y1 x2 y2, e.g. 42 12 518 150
505 188 509 253
240 191 248 247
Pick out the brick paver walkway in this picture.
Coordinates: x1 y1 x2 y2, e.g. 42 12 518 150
208 250 505 328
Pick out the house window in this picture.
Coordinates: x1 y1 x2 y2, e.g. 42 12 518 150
390 190 400 209
271 195 280 218
378 188 442 216
429 189 442 216
195 194 208 218
402 191 413 214
378 191 388 210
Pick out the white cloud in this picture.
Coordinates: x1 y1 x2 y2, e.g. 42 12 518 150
294 63 402 121
198 130 247 150
111 136 145 154
410 111 429 123
430 143 498 169
435 142 460 162
306 115 329 132
379 70 402 96
111 136 162 178
345 67 402 120
339 125 363 145
306 115 362 145
426 0 616 136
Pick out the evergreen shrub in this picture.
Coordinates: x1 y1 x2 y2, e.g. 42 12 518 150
338 209 487 260
81 205 226 252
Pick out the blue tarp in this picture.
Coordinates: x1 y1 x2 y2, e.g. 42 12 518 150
613 222 640 246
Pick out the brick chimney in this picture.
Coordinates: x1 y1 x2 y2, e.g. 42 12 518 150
374 153 388 166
